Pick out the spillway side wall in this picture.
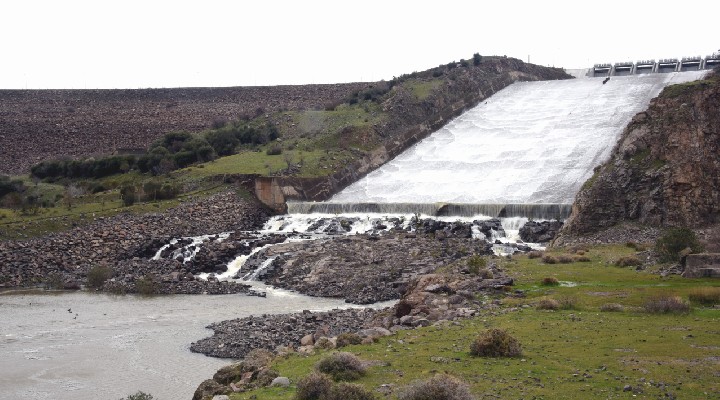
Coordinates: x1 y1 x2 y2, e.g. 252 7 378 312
556 71 720 245
254 59 571 211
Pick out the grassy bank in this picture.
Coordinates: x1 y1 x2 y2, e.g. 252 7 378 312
229 245 720 399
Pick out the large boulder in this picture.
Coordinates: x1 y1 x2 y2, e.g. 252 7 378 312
519 220 563 243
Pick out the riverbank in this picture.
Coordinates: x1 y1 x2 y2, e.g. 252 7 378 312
0 190 269 293
193 244 720 399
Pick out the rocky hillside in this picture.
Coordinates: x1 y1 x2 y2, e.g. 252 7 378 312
557 71 720 243
0 84 369 175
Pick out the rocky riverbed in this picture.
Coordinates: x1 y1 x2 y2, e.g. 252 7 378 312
191 226 517 360
0 191 269 294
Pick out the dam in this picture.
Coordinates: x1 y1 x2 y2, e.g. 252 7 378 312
286 70 706 220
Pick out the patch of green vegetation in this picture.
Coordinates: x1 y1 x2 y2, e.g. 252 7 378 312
630 148 651 165
405 79 443 100
176 148 354 178
230 245 720 399
660 75 719 98
580 168 602 191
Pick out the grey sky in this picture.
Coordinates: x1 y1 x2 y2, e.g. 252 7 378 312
1 0 717 89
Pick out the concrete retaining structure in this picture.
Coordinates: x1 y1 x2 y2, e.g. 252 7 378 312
683 253 720 278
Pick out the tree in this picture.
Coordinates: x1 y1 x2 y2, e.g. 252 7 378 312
473 53 482 66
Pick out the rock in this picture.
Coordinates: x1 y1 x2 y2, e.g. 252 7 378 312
300 334 315 346
357 327 393 338
212 396 230 400
212 363 244 385
270 377 291 387
519 220 563 243
193 379 228 400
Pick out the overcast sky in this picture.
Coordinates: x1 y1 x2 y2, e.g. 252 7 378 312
1 0 717 89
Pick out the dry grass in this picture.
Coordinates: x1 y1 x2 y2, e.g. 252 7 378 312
599 303 625 312
687 287 720 305
316 352 366 381
541 277 560 286
528 251 544 259
615 255 642 267
469 329 522 358
536 298 560 310
398 374 475 400
643 294 690 314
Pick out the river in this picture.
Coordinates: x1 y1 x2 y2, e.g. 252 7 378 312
0 286 390 400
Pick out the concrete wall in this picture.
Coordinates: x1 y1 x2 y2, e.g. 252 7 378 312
683 254 720 278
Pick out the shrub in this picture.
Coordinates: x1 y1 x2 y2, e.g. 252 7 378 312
398 374 475 400
87 265 113 288
120 392 154 400
266 145 283 155
527 251 543 259
120 185 137 206
687 287 720 305
469 328 522 357
478 268 494 279
557 295 578 310
573 255 591 262
473 53 482 66
135 275 156 296
316 352 366 381
256 368 280 387
615 255 642 267
644 294 690 314
557 254 574 264
541 277 559 286
542 255 558 264
466 255 486 275
296 372 332 400
536 298 560 310
315 337 335 350
655 228 703 262
600 303 624 312
325 382 377 400
336 332 363 348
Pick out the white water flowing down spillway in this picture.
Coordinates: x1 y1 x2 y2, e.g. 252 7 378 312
331 71 706 207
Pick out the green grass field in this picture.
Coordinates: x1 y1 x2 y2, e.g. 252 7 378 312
229 245 720 399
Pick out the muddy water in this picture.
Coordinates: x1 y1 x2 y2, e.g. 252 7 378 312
0 287 390 400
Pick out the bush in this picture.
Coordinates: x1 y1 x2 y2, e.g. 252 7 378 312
688 287 720 305
542 255 558 264
557 254 574 264
557 295 578 310
87 265 113 288
398 374 475 400
573 255 591 262
296 372 332 400
266 144 283 155
644 294 690 314
120 392 154 400
528 251 543 259
466 255 486 275
615 255 642 267
600 303 624 312
541 277 559 286
655 228 703 262
336 332 363 348
135 275 156 296
316 352 366 381
120 185 137 206
536 298 560 310
473 53 482 66
325 382 376 400
469 328 522 357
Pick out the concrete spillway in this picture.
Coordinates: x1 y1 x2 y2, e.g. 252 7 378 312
329 71 706 210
